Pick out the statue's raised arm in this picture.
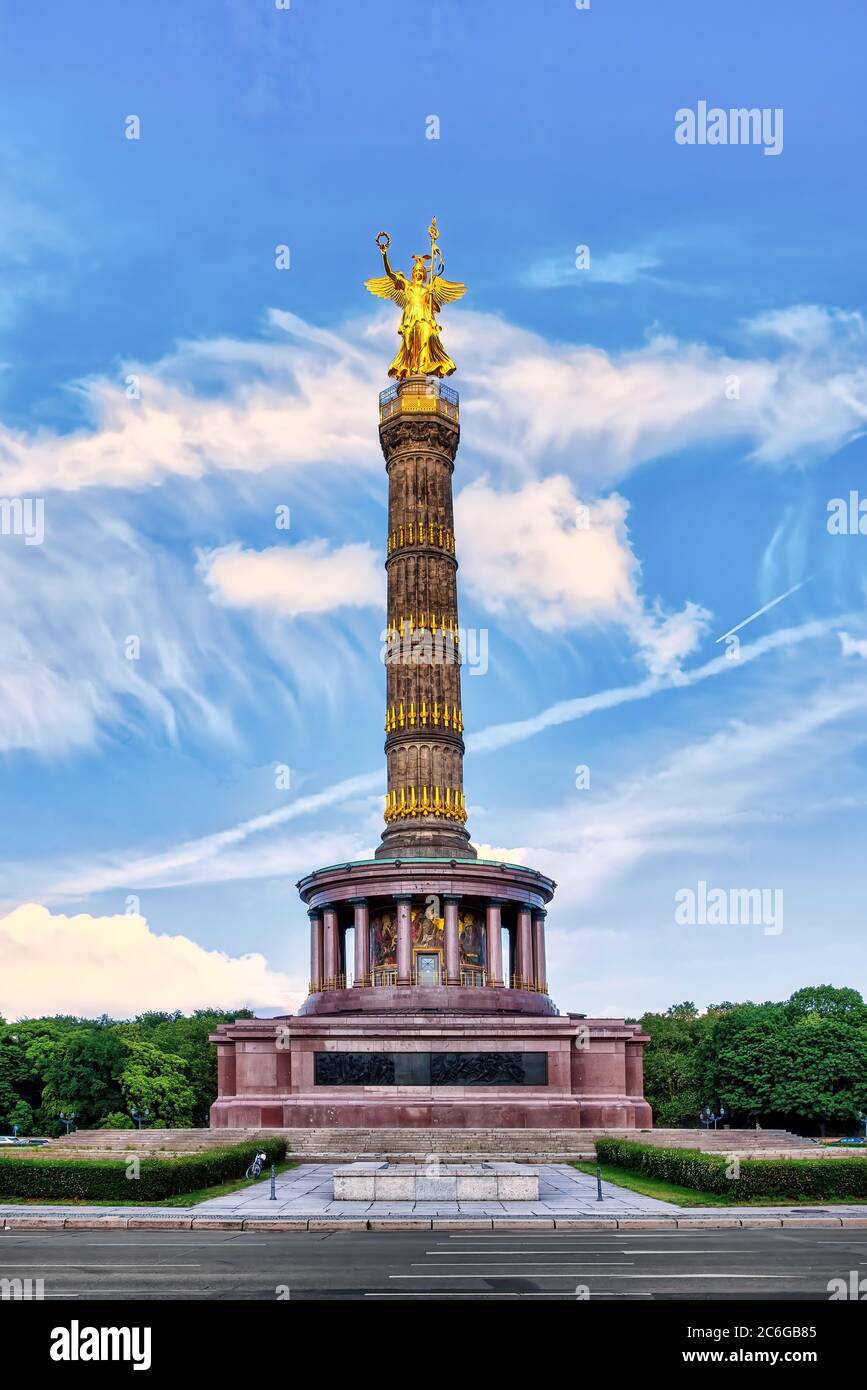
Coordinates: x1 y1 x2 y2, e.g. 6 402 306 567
364 232 407 308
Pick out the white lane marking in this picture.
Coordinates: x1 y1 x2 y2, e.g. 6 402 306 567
0 1263 200 1269
426 1248 747 1256
413 1261 634 1267
365 1291 654 1298
390 1272 814 1280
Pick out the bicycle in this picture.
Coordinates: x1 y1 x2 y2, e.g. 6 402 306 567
246 1150 268 1179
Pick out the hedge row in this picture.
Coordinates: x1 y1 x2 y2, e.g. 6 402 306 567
0 1138 286 1202
595 1138 867 1200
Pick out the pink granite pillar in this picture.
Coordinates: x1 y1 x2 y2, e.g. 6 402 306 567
532 908 548 992
323 904 339 989
486 899 504 986
396 896 412 985
216 1043 236 1097
308 908 324 993
516 905 533 990
444 895 460 984
353 898 369 987
626 1040 643 1096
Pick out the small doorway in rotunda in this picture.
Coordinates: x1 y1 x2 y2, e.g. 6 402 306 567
415 949 442 986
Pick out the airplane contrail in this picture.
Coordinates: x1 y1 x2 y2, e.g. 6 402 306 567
715 579 810 643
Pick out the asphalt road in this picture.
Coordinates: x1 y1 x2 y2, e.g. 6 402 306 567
1 1227 865 1300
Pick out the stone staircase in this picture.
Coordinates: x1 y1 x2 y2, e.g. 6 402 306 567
3 1129 269 1162
633 1128 816 1155
13 1126 822 1165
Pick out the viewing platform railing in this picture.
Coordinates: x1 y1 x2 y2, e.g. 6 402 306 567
379 377 459 424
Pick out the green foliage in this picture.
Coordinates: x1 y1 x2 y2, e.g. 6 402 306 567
595 1138 867 1200
698 990 867 1132
97 1111 136 1130
638 1001 728 1127
0 1139 286 1202
0 1009 248 1135
119 1038 196 1127
640 985 867 1133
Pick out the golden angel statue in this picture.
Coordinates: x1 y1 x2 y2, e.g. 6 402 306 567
364 217 466 378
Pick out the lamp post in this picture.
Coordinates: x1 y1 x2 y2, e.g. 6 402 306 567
131 1109 151 1131
700 1105 726 1130
58 1111 77 1136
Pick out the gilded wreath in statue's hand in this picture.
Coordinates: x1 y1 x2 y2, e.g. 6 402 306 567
376 231 391 252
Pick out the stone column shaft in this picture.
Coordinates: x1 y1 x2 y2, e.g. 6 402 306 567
396 897 412 985
516 906 534 989
486 899 503 987
323 905 340 988
353 899 369 987
376 379 475 861
532 909 548 993
309 909 324 993
444 896 460 984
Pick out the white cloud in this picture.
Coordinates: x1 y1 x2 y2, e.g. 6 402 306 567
467 617 839 755
200 539 384 618
28 619 843 905
1 302 865 495
455 474 710 671
479 676 867 914
0 318 381 495
523 249 662 288
839 630 867 659
0 903 301 1019
0 504 248 755
47 793 378 898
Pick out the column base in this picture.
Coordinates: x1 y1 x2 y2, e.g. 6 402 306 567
375 819 477 861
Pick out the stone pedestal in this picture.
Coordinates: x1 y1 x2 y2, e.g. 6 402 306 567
333 1162 539 1202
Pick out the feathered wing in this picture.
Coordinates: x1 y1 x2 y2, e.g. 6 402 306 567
364 273 406 307
430 276 467 310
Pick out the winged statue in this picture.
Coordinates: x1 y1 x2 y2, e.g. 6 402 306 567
364 218 466 378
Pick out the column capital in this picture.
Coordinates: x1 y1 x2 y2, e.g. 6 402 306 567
486 897 507 908
394 893 413 905
531 907 548 920
441 893 461 904
347 895 368 907
307 906 324 920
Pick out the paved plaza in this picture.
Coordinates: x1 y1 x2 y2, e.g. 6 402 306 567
195 1162 673 1218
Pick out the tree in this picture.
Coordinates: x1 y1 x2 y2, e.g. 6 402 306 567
129 1010 250 1126
639 1002 724 1126
699 1003 787 1120
770 1017 867 1135
785 985 866 1022
37 1026 126 1129
97 1111 135 1130
119 1038 196 1127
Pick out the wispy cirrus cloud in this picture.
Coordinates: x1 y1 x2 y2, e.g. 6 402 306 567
2 302 866 495
22 616 844 903
476 675 867 914
523 248 663 289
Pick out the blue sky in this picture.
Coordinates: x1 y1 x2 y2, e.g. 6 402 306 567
1 0 866 1020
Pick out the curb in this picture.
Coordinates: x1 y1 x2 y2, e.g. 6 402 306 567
3 1212 867 1232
